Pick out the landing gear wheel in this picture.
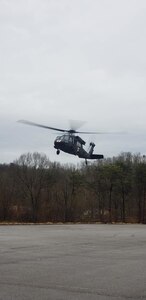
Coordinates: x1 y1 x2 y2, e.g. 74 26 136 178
56 149 60 155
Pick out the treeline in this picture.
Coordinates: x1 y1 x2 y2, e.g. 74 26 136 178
0 152 146 223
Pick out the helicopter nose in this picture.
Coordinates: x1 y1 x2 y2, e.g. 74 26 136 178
54 141 57 148
54 140 60 149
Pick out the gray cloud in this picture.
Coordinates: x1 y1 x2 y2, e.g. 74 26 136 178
0 0 146 164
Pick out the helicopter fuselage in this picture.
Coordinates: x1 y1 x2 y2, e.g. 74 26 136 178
54 134 84 155
54 134 103 160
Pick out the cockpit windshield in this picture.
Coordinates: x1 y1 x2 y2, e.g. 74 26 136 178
55 135 71 143
56 136 63 142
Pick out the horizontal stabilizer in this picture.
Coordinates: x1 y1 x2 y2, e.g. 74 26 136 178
90 154 104 160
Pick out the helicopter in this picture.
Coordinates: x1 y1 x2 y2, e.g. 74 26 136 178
18 119 104 164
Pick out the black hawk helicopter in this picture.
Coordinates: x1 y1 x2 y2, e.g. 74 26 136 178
18 120 105 164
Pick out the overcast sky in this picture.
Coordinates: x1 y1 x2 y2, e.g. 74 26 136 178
0 0 146 165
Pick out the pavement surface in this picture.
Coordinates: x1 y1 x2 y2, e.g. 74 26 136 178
0 224 146 300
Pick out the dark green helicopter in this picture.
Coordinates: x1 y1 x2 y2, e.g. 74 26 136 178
18 120 104 164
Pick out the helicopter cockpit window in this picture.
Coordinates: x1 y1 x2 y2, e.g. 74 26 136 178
63 135 70 142
77 141 81 148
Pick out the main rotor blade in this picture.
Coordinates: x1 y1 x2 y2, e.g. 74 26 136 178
75 131 124 134
18 120 67 133
18 120 126 135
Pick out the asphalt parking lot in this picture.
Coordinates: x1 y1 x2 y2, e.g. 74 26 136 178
0 224 146 300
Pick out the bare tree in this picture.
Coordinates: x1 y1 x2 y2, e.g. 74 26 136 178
15 152 50 222
0 165 16 221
